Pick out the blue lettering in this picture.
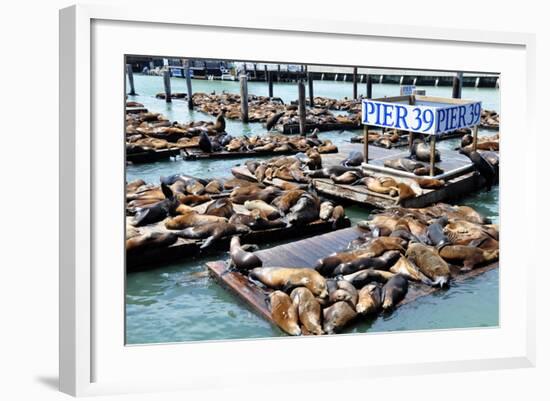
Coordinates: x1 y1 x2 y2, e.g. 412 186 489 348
374 102 382 125
395 105 408 129
450 107 458 130
458 105 466 128
382 104 394 127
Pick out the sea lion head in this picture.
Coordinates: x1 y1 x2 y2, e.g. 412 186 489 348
301 274 328 299
461 134 474 148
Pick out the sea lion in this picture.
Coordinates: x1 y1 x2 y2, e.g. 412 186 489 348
126 231 178 253
342 269 395 288
290 287 324 335
244 200 281 220
249 267 328 298
384 158 444 176
268 291 301 336
438 244 499 270
127 179 146 193
411 139 440 162
229 236 263 271
248 210 287 230
185 180 205 195
427 216 451 247
306 165 361 178
396 182 417 204
323 301 357 334
319 201 335 221
356 284 382 315
287 193 320 226
266 111 285 131
176 194 211 206
213 111 226 133
331 205 346 229
198 131 213 153
356 237 407 258
388 255 426 282
330 171 363 185
271 190 305 214
176 221 250 248
341 151 364 167
204 180 223 194
335 280 358 306
132 184 178 227
332 250 401 276
415 177 445 189
444 219 494 245
406 243 451 287
164 212 227 230
205 198 234 218
357 177 397 196
381 274 409 310
459 148 496 191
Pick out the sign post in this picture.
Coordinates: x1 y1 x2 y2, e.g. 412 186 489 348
361 95 482 176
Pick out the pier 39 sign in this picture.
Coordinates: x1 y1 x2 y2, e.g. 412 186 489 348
361 96 482 135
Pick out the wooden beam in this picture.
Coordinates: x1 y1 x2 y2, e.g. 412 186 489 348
298 81 306 135
452 71 463 99
366 74 373 99
308 71 314 107
185 60 193 110
353 67 358 99
240 75 249 123
126 64 136 96
472 124 479 152
429 135 437 176
162 69 171 103
363 125 369 163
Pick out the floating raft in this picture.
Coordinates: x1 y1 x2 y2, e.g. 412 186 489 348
126 148 180 164
207 226 499 334
181 146 337 161
276 121 360 135
126 107 148 114
127 213 351 272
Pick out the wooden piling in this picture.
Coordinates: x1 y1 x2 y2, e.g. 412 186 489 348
126 64 136 96
472 124 479 151
366 74 373 99
264 65 268 82
452 72 463 99
429 135 437 176
185 61 193 110
162 69 172 103
268 71 274 98
307 72 314 107
353 67 358 99
253 63 258 79
298 81 306 135
240 75 249 123
408 95 416 152
363 125 369 162
277 64 281 82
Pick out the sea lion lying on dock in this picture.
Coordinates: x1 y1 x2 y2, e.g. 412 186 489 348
411 139 440 162
132 184 179 227
356 284 382 315
384 158 444 176
331 250 401 276
341 151 364 167
205 198 234 218
176 221 250 249
271 190 306 214
438 244 499 271
244 200 281 220
269 291 301 336
458 148 497 191
249 267 328 298
286 192 321 226
290 287 324 335
406 243 451 287
381 274 409 310
342 269 395 288
330 170 363 185
126 231 178 253
164 211 227 230
323 301 357 334
306 165 361 179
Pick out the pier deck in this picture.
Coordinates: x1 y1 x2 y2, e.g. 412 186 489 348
126 148 181 164
207 226 499 334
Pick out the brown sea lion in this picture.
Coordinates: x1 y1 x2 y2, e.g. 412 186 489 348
287 193 320 226
126 231 178 253
126 179 146 193
269 291 301 336
358 177 397 196
332 250 401 276
164 212 227 230
175 203 194 215
331 205 346 229
415 177 445 189
411 139 440 162
204 180 223 194
249 267 328 298
270 178 302 191
330 171 363 185
388 255 426 282
177 194 211 206
323 301 357 334
406 243 451 287
444 220 493 245
229 236 263 271
205 198 234 218
244 200 280 220
381 274 409 310
176 221 250 248
438 245 499 270
290 287 324 335
126 226 141 239
223 178 262 190
271 190 305 214
357 237 407 258
356 284 382 315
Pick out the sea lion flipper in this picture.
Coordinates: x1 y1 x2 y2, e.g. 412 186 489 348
160 183 174 200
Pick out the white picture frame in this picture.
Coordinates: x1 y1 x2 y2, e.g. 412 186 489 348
59 4 536 397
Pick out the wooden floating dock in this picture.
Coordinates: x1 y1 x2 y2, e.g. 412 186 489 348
276 122 360 135
206 226 498 335
126 148 180 164
127 215 351 272
126 107 148 114
181 146 337 161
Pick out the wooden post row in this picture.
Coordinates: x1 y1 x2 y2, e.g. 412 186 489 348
240 75 249 123
163 69 172 103
298 81 306 135
353 67 358 99
308 72 314 107
126 64 136 96
185 60 193 110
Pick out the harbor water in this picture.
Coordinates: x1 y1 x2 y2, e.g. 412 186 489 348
126 74 499 344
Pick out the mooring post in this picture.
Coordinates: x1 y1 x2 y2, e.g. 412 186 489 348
240 75 249 123
298 81 307 136
363 125 369 163
264 64 268 82
366 74 373 99
126 64 136 96
472 124 479 152
185 60 194 110
308 71 314 107
408 95 416 152
429 135 437 176
163 69 172 103
268 71 274 98
353 67 358 99
253 63 258 80
452 71 463 99
277 64 281 82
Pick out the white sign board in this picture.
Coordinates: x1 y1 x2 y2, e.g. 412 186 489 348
361 98 482 135
400 85 416 96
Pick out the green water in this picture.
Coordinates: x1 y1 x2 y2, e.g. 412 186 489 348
126 74 499 344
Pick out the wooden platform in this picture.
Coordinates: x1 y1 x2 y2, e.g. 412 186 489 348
126 148 180 164
126 107 148 114
276 122 360 135
181 146 337 161
127 215 351 272
206 226 499 335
